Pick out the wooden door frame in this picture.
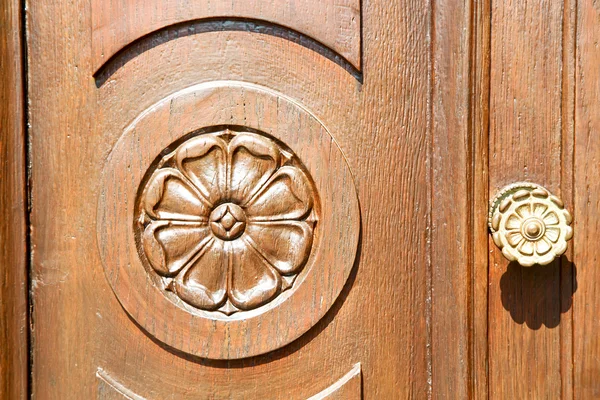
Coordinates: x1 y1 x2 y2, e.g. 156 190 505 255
0 0 28 398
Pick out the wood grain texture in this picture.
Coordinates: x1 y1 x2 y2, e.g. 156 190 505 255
34 0 600 396
560 1 576 398
0 0 28 398
430 0 473 397
97 369 145 400
29 0 434 398
91 0 362 73
307 363 362 400
97 364 362 400
574 1 600 398
29 0 600 396
488 0 571 398
471 0 491 397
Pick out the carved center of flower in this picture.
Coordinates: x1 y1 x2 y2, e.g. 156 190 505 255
521 217 545 241
209 203 247 241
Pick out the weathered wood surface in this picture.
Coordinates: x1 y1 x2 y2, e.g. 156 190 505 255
91 0 362 74
0 0 28 398
574 1 600 398
430 0 483 398
25 0 600 397
29 0 434 397
488 0 575 398
471 0 492 398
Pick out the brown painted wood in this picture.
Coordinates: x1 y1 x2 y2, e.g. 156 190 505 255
574 1 600 398
430 0 474 398
29 0 435 397
307 363 362 400
23 0 600 397
471 0 491 398
0 0 28 398
560 1 576 398
488 1 573 398
91 0 362 74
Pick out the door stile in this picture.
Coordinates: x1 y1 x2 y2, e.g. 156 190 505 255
487 1 573 397
429 0 491 397
559 0 576 398
0 0 29 398
470 0 492 398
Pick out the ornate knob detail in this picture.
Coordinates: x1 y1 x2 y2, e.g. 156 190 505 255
488 183 573 266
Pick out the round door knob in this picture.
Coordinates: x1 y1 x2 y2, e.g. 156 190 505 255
488 182 573 266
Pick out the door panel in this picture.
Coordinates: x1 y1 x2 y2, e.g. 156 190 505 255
98 364 362 399
23 0 600 398
28 0 434 398
96 82 360 359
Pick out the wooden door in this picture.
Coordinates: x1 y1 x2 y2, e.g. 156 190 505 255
2 0 600 398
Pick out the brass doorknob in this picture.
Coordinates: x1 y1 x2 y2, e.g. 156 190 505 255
488 183 573 266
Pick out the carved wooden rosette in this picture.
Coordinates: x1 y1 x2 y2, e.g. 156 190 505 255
136 130 317 316
97 82 360 359
489 183 573 266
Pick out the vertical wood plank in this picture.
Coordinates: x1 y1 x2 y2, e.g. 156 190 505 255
430 0 473 397
351 0 432 396
27 0 95 396
574 1 600 398
560 0 576 398
471 0 491 397
488 0 569 398
0 0 28 398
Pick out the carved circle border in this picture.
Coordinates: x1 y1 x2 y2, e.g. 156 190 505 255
97 82 360 359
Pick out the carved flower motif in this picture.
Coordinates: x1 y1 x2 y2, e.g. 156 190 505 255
490 184 573 267
137 130 317 315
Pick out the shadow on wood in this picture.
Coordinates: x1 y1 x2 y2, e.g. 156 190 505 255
500 256 577 330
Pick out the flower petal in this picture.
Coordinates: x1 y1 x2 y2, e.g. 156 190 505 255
246 166 314 221
228 239 281 310
142 220 211 276
506 214 522 230
143 168 210 220
545 227 560 243
506 230 524 247
171 239 228 310
535 237 552 255
515 203 532 219
518 240 534 256
175 134 227 205
533 202 548 216
543 211 560 226
228 133 281 205
245 221 314 275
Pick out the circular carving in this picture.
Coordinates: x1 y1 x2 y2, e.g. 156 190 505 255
489 182 573 266
136 129 317 316
97 82 360 359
